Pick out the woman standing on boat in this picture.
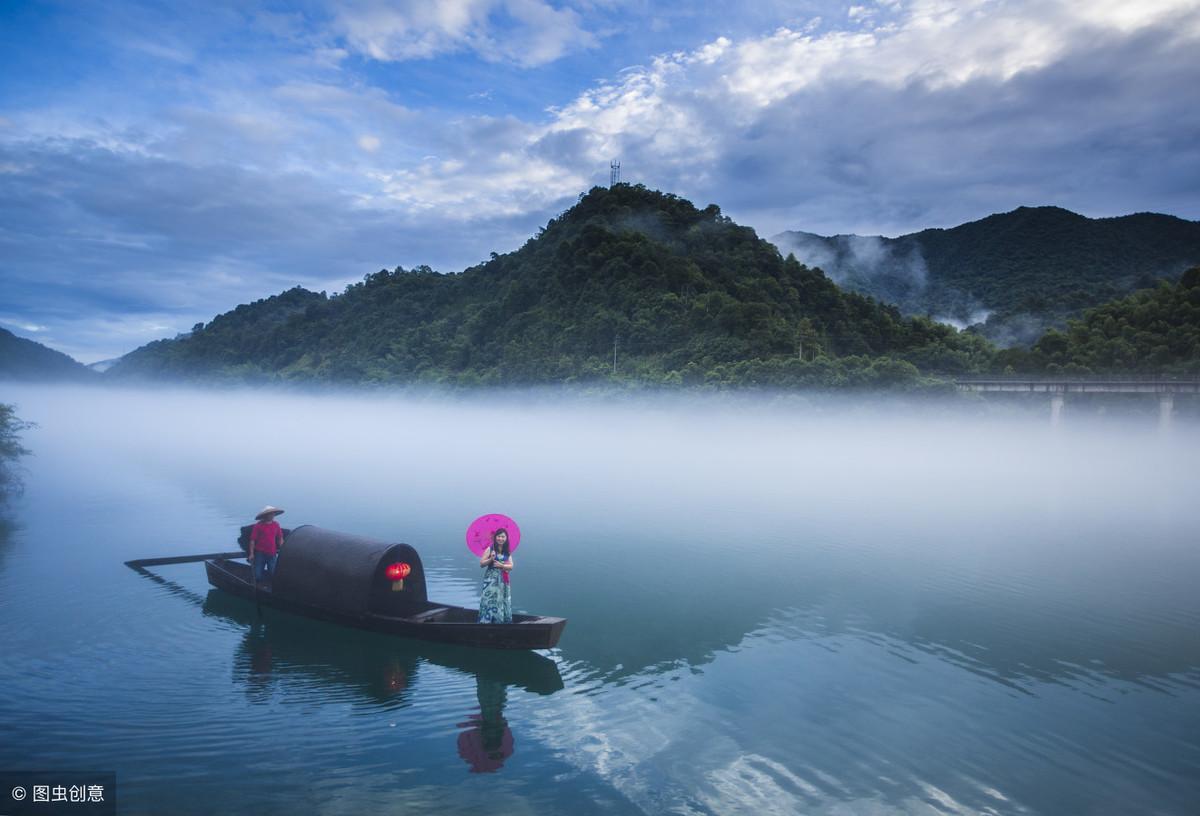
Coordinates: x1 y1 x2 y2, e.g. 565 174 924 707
478 528 513 624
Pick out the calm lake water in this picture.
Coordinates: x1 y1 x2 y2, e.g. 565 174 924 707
1 384 1198 815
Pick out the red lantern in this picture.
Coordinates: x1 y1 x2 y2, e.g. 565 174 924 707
386 562 411 590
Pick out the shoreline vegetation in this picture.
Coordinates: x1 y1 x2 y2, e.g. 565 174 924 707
4 186 1199 391
0 403 33 501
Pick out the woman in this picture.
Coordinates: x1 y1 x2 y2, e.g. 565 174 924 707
478 528 514 624
248 505 285 586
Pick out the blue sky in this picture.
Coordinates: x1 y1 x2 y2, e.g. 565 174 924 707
1 0 1198 363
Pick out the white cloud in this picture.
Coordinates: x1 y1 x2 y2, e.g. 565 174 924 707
372 148 585 218
847 5 874 23
483 0 1200 232
13 0 1196 241
120 37 195 63
312 46 350 68
331 0 596 66
0 318 47 333
364 0 1197 228
28 0 1198 253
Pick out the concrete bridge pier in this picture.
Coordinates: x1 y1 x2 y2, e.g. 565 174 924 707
1159 392 1174 431
1050 392 1065 427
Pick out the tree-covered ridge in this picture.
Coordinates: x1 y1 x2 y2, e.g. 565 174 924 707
110 287 327 380
995 267 1200 375
108 184 992 388
774 206 1200 346
0 327 95 382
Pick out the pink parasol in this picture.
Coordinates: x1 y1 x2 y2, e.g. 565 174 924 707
466 513 521 556
456 719 514 773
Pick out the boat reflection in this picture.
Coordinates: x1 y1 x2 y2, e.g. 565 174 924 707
201 588 563 771
206 590 424 705
238 622 415 703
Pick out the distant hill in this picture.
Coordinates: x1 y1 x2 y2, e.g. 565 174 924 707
995 266 1200 375
772 207 1200 346
107 185 994 389
0 327 95 382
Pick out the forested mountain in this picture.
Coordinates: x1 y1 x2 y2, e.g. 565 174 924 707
0 327 96 382
772 207 1200 346
995 267 1200 375
109 287 327 381
107 185 993 388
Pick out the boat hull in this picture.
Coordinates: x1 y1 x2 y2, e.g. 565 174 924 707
205 558 566 650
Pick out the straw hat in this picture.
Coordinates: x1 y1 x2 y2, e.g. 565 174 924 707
255 505 285 520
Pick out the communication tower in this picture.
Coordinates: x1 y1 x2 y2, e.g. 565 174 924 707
610 159 621 187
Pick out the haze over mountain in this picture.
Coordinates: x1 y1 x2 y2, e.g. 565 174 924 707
772 207 1200 346
996 267 1200 376
107 185 992 389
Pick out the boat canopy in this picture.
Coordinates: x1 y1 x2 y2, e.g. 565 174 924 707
273 525 428 616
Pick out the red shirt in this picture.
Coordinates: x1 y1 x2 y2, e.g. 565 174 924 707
251 520 282 555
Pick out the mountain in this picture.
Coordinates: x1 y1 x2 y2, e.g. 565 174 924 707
772 207 1200 346
106 184 993 389
108 288 327 381
0 327 96 382
995 266 1200 375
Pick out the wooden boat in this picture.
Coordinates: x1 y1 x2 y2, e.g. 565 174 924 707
132 524 566 650
207 525 565 650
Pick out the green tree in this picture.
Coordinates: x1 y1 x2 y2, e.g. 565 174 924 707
0 404 33 499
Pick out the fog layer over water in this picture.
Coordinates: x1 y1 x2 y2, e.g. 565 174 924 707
1 385 1197 815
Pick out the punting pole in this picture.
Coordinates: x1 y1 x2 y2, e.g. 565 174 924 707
124 551 245 568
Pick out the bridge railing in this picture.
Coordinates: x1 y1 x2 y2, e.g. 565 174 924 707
953 374 1200 385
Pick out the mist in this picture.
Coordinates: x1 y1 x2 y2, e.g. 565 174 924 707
7 382 1196 578
772 232 930 300
4 381 1193 681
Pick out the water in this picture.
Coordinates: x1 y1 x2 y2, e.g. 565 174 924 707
1 384 1198 815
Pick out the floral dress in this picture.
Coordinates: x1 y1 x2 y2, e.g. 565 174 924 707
478 550 512 624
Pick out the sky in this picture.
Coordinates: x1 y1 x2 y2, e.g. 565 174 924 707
1 0 1198 363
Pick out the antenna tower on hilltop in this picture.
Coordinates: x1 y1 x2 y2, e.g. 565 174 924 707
610 159 621 187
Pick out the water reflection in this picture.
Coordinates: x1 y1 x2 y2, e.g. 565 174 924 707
196 587 562 774
237 623 415 703
456 678 513 773
545 527 1200 696
127 561 209 606
0 516 16 572
202 590 424 705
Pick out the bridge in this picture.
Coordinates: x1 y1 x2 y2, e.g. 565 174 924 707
955 377 1200 427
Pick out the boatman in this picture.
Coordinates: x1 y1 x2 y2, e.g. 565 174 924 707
248 505 285 587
